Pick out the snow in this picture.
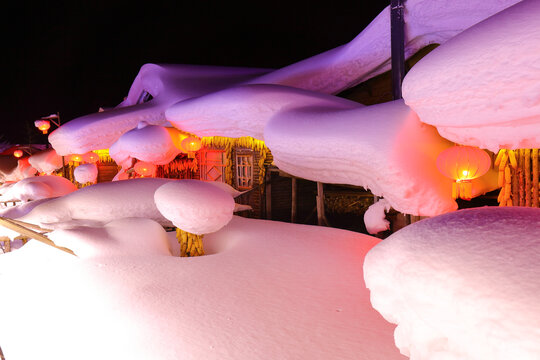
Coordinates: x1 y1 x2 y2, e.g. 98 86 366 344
27 149 64 174
364 198 391 234
245 0 521 93
364 207 540 360
265 99 497 217
0 158 37 183
48 64 272 155
0 175 77 203
0 216 404 360
12 178 176 229
48 0 519 156
109 121 183 168
154 180 235 235
165 84 360 140
73 163 98 184
402 0 540 152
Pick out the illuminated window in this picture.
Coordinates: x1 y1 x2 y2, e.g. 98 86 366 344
235 152 253 189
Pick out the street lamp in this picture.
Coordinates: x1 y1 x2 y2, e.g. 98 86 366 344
34 113 61 134
35 112 66 177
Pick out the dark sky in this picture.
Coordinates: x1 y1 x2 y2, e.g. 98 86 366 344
3 1 389 144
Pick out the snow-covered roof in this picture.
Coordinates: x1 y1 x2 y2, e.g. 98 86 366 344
403 0 540 151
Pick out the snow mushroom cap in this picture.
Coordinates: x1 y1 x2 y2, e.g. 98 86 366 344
364 206 540 359
154 180 235 235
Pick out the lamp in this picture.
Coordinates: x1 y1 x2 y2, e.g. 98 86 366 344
181 136 202 158
436 145 491 200
13 150 24 158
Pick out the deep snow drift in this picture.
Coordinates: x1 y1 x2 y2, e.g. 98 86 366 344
0 175 77 203
403 0 540 151
265 99 497 216
28 149 64 175
0 216 405 360
364 207 540 359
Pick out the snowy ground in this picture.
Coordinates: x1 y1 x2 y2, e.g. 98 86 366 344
0 216 405 360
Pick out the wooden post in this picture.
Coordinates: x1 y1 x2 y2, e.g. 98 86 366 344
265 170 272 220
532 149 539 208
291 177 297 223
316 182 327 226
519 149 525 206
391 0 405 100
525 149 531 207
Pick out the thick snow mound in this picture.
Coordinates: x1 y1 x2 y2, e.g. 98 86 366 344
28 149 64 174
0 216 405 360
364 199 391 234
49 64 271 155
49 218 171 258
17 178 176 228
166 84 360 140
403 0 540 151
74 164 98 184
246 0 521 94
266 100 496 216
109 121 183 167
1 158 37 183
154 180 235 235
364 207 540 360
0 176 77 203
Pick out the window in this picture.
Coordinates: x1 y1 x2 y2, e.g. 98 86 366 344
200 150 226 182
236 152 254 189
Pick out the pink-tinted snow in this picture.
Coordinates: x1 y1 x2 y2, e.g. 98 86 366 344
0 175 77 203
0 216 405 360
73 163 98 184
28 149 64 175
402 0 540 151
265 99 497 217
364 207 540 359
154 180 235 235
109 121 183 168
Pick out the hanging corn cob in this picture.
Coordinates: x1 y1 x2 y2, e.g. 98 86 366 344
176 228 204 257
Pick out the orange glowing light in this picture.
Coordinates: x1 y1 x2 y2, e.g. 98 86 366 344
13 150 23 158
134 161 156 177
70 154 83 163
436 145 491 200
83 152 100 163
181 136 202 158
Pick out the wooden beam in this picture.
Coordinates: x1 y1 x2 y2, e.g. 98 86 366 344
265 171 272 220
291 177 297 223
316 182 328 226
0 217 75 256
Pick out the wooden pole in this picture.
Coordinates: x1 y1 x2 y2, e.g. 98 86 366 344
533 149 539 208
519 149 525 206
0 217 75 256
291 177 297 223
525 149 531 207
316 182 327 226
391 0 405 100
265 170 272 220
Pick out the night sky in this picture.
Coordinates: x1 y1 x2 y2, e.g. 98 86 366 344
3 1 389 145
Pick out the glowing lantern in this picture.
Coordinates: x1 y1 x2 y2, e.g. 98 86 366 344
181 136 202 158
70 154 84 163
34 120 51 134
83 152 100 163
134 161 156 177
436 145 491 200
13 150 23 158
